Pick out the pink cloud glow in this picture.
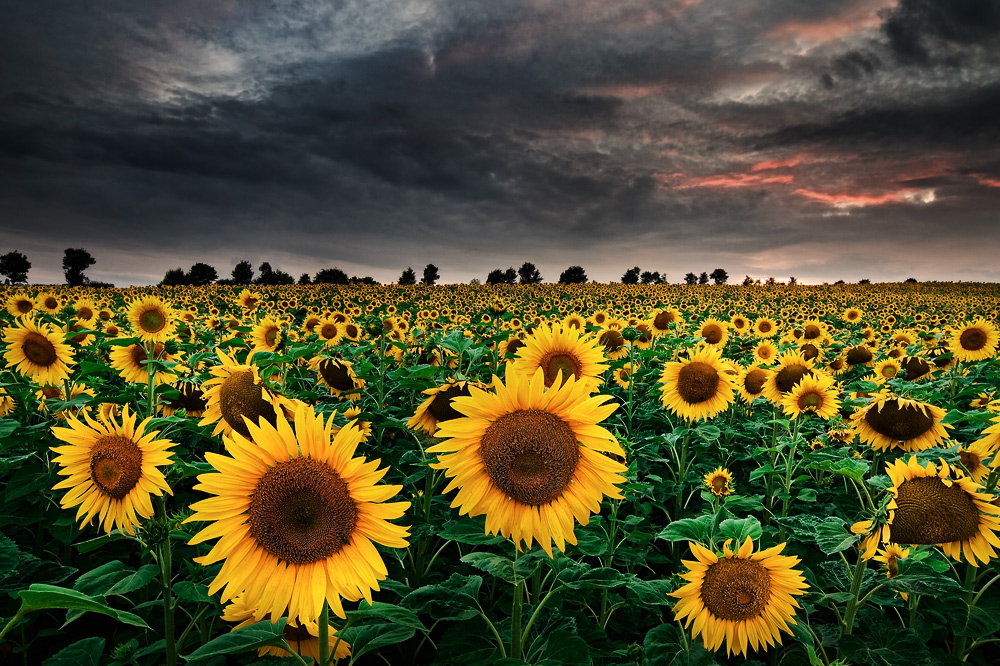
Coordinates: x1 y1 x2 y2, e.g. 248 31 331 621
765 2 893 45
793 188 936 208
975 175 1000 188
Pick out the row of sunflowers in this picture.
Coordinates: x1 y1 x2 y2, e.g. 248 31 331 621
0 281 999 665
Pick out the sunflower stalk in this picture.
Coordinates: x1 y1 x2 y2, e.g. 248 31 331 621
318 600 331 666
951 564 978 659
510 547 525 661
153 495 177 666
835 553 869 660
145 340 157 420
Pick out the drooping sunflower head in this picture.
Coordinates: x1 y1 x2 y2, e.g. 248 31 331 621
161 381 209 418
597 327 629 360
50 405 176 535
512 323 608 392
949 318 1000 362
781 371 841 420
187 404 411 623
877 457 1000 566
957 439 995 483
659 345 735 421
251 317 283 353
648 307 683 336
850 395 950 453
845 345 875 367
613 362 635 389
429 365 627 556
671 537 809 657
761 351 815 404
704 467 733 497
199 349 295 439
127 296 177 343
221 595 352 662
406 379 478 435
2 317 75 386
0 388 14 417
310 357 366 401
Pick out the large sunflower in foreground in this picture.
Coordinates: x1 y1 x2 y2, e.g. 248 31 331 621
852 457 1000 566
3 317 75 385
512 323 608 392
199 349 297 439
127 295 177 343
50 406 176 535
850 395 950 453
659 345 735 422
949 318 999 362
186 405 411 624
671 537 808 657
429 365 627 556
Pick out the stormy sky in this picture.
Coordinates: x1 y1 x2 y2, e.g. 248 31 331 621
1 0 998 286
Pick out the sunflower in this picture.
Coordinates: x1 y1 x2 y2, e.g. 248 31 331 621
659 345 735 422
407 380 478 435
429 365 627 556
36 292 61 314
648 308 683 336
199 349 297 439
760 351 814 405
127 296 177 343
221 596 351 662
735 366 772 403
781 372 840 420
845 345 875 367
563 314 587 331
315 318 344 346
825 356 847 376
704 467 733 497
72 297 98 322
251 317 283 353
752 318 779 338
949 318 999 362
671 537 808 657
36 382 96 421
512 323 608 392
310 357 366 402
695 318 729 348
798 319 826 341
853 457 1000 566
874 543 910 598
957 439 995 482
850 395 950 453
752 340 778 366
729 315 751 336
50 406 176 535
899 356 932 381
0 388 14 417
5 293 36 317
613 362 635 389
597 327 629 361
186 405 410 623
237 289 262 312
109 343 179 386
872 358 903 382
3 318 75 385
161 382 209 418
842 307 864 323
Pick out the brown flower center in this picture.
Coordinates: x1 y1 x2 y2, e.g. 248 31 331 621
480 410 579 506
775 364 810 393
428 383 473 423
653 311 676 329
864 400 934 441
891 476 981 544
248 457 358 565
16 299 33 314
757 321 773 333
138 307 167 334
798 391 823 410
846 346 873 365
799 343 819 361
700 557 771 621
264 326 279 347
44 297 59 310
320 323 339 340
701 324 724 344
959 450 982 473
676 362 721 404
22 332 58 367
599 329 625 352
900 357 930 380
77 306 94 320
803 324 822 340
540 352 582 387
959 327 987 351
90 435 143 500
742 369 767 395
219 370 279 438
318 360 355 392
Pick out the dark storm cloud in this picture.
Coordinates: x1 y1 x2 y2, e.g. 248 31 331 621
882 0 1000 63
1 0 998 285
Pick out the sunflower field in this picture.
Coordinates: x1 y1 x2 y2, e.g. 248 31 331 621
1 282 1000 666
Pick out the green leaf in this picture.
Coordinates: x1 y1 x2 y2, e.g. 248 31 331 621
18 584 150 629
573 528 608 556
439 518 506 545
839 625 933 666
657 515 713 544
542 631 590 666
461 552 515 583
340 623 416 661
749 464 774 482
886 560 961 597
74 532 129 554
73 560 129 596
814 520 859 555
43 637 104 666
106 564 159 596
644 624 718 666
625 577 674 606
952 595 1000 638
402 574 481 621
716 517 763 544
696 425 721 441
0 419 19 438
433 620 501 666
182 618 286 662
345 601 426 631
557 567 627 590
173 581 215 604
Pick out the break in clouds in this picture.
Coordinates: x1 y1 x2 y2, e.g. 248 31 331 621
1 0 998 285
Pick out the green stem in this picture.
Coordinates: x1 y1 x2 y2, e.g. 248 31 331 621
155 496 176 666
510 548 524 661
278 642 312 666
175 604 209 654
330 616 351 665
0 610 26 644
319 600 330 666
952 564 978 659
478 612 507 659
674 430 692 521
836 554 868 660
146 341 157 419
521 585 566 645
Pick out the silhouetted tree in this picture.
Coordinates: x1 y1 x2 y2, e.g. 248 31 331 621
518 262 543 284
486 268 515 285
904 277 917 283
299 273 312 284
0 251 31 284
421 264 440 285
787 276 798 286
350 276 378 285
621 266 641 284
765 277 777 285
834 279 845 285
698 272 709 285
314 268 349 285
859 278 871 285
709 268 728 285
683 272 696 285
559 266 588 284
255 262 293 285
63 248 96 286
399 267 416 285
187 262 218 285
160 268 187 286
742 275 754 286
231 260 254 284
641 271 664 284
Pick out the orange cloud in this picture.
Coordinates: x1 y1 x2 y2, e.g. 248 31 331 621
793 188 936 208
660 172 794 189
975 175 1000 188
766 2 893 46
